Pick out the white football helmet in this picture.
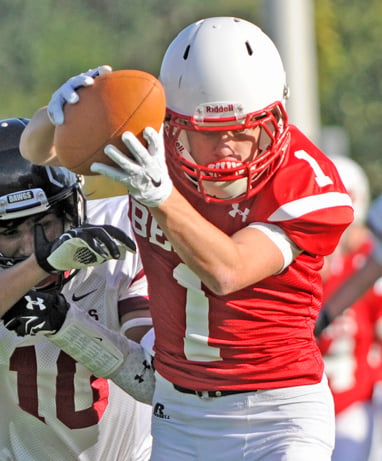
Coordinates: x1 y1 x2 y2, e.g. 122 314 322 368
331 156 370 223
160 17 290 203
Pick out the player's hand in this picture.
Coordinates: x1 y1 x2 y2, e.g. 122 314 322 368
2 291 69 336
34 223 136 274
47 65 112 125
91 127 173 207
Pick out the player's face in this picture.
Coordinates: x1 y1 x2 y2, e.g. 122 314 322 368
186 126 262 166
0 213 64 259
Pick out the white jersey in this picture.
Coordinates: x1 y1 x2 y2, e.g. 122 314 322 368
0 196 152 461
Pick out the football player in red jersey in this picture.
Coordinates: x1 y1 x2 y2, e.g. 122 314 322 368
315 192 382 333
317 156 382 461
19 17 353 461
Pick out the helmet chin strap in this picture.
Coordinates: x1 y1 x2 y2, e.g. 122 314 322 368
176 130 193 163
203 177 248 200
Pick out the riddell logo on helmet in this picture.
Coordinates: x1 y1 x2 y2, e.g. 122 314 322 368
205 104 234 114
175 141 185 153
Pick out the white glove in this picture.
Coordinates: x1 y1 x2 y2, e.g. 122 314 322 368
91 127 173 207
47 65 112 125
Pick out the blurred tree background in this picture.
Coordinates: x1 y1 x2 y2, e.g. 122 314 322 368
1 0 381 196
316 0 382 198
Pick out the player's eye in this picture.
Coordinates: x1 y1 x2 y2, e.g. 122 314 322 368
35 215 56 228
0 228 19 237
34 214 64 239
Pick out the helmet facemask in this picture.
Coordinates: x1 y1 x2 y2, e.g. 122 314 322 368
165 101 290 203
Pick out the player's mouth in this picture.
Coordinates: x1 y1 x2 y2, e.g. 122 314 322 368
205 160 245 177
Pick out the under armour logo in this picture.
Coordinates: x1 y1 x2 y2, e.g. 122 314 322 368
228 204 250 222
135 374 144 383
25 295 47 311
134 359 153 383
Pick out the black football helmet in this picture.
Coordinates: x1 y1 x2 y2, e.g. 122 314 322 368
0 118 86 271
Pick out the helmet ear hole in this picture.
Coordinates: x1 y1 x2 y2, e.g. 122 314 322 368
283 85 290 101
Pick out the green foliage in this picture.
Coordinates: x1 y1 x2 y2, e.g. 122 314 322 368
1 0 381 196
0 0 260 117
315 0 382 197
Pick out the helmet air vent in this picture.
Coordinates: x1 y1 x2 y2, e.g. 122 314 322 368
183 45 191 60
245 41 253 56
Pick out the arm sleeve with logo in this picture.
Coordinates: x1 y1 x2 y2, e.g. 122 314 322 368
49 302 154 404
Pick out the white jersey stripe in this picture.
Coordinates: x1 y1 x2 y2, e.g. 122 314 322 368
268 192 353 222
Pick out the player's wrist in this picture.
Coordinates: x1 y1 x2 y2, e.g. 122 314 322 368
143 180 173 208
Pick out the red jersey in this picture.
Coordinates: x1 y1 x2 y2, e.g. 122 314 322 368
318 239 382 415
130 125 353 391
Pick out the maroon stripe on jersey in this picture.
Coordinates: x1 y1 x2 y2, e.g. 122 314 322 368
132 268 145 284
118 295 149 318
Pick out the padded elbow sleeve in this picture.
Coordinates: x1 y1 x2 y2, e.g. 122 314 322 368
49 303 155 404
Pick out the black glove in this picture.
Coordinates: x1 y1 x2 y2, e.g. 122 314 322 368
314 309 331 338
2 290 69 336
34 223 136 273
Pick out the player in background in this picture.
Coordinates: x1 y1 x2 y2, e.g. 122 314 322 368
315 192 382 332
17 17 353 461
0 118 152 460
312 170 382 461
316 156 382 461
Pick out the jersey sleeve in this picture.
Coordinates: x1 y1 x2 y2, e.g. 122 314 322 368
262 129 354 255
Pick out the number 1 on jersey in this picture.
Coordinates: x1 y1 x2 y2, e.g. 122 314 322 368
295 150 333 187
173 263 222 362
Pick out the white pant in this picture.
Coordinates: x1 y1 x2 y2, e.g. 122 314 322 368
150 372 335 461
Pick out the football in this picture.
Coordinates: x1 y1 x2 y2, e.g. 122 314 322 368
54 69 166 175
